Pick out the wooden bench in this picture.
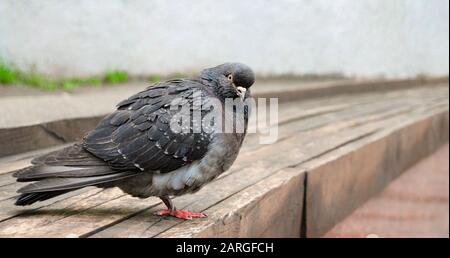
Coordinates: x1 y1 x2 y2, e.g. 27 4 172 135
0 78 448 237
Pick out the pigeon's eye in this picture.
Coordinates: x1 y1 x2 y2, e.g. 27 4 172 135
227 74 233 81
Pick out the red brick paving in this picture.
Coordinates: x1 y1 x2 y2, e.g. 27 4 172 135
324 144 449 238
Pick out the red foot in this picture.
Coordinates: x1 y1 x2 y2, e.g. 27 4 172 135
155 209 207 220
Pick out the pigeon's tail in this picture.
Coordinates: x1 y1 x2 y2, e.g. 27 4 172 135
13 144 137 206
14 167 136 206
15 190 72 206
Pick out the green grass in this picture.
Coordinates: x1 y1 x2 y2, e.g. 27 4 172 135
0 60 183 91
19 72 58 90
17 72 101 90
0 62 18 84
60 77 102 90
148 74 161 83
0 60 135 90
104 70 128 84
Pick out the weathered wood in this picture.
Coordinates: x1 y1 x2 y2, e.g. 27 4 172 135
92 93 448 237
303 109 449 237
158 168 306 238
256 77 449 103
0 117 103 157
0 125 63 158
0 144 73 176
0 83 446 237
0 99 319 229
129 91 449 238
324 144 449 238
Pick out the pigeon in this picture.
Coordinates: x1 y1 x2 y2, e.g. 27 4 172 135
13 63 255 220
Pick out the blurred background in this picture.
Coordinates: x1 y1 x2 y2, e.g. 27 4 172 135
0 0 449 79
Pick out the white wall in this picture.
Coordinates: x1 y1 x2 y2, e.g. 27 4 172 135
0 0 448 78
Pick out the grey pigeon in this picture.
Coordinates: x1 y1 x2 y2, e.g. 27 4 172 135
13 63 255 220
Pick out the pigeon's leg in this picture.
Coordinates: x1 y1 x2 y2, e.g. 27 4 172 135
155 196 207 220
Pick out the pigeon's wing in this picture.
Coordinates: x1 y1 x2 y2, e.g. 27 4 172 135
31 143 106 166
14 79 217 205
13 142 137 198
83 79 214 173
13 143 127 182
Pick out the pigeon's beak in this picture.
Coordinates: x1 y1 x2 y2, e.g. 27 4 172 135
236 86 247 101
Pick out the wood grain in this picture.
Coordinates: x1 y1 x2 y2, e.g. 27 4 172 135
0 83 447 237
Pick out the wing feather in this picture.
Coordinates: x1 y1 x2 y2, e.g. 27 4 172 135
17 172 136 193
83 80 215 173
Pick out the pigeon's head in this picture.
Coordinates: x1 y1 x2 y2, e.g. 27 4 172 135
201 63 255 100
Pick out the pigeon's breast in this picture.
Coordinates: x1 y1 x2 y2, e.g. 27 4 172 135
151 132 241 196
118 132 241 198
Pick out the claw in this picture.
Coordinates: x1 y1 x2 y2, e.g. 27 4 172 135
155 209 207 220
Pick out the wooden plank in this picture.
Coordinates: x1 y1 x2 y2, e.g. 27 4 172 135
0 125 63 158
303 109 449 237
0 98 332 224
256 78 448 103
0 94 368 197
158 167 306 238
324 144 449 238
0 85 446 237
0 144 73 176
0 99 388 237
119 99 449 238
248 86 446 140
158 107 448 237
0 188 100 224
91 110 432 237
0 117 103 157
